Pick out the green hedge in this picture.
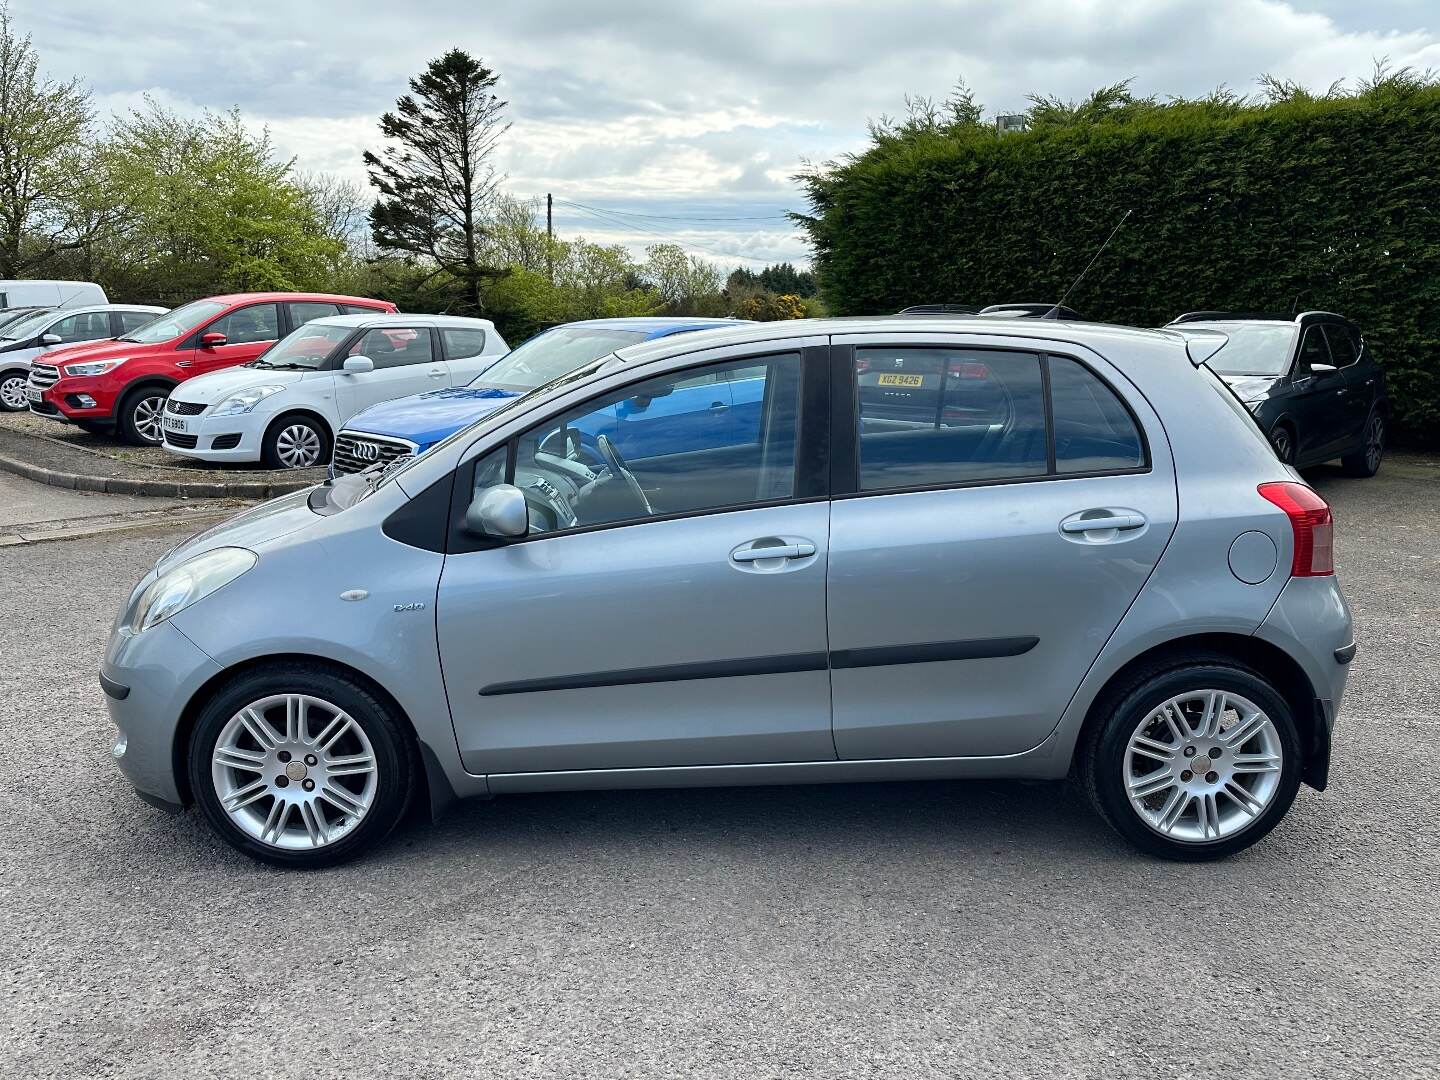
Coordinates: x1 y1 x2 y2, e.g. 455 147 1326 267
799 86 1440 445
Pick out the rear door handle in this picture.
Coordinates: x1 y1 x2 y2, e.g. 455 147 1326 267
1060 512 1146 534
731 540 817 562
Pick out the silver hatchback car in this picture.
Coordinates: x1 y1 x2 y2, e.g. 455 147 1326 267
102 317 1354 867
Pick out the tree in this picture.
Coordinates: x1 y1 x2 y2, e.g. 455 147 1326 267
642 244 726 315
0 4 99 276
363 49 510 313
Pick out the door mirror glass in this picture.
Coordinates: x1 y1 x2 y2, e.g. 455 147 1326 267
40 333 62 346
343 355 375 374
465 484 528 538
199 332 227 348
1310 362 1338 377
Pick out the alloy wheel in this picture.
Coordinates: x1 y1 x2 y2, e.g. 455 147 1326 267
1270 427 1293 464
0 375 26 411
210 693 378 850
1123 689 1283 843
275 424 323 468
1365 416 1384 472
132 394 166 444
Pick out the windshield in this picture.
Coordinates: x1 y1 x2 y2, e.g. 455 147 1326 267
476 327 648 391
0 309 64 341
1174 323 1297 376
118 299 227 344
254 322 354 369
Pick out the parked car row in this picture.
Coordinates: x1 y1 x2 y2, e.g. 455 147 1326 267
101 310 1355 868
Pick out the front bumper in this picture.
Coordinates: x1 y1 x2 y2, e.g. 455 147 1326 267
103 619 224 807
159 410 264 462
26 374 117 422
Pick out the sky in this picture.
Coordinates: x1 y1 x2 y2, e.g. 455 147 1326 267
11 0 1440 271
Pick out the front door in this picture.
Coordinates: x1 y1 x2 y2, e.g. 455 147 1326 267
188 302 282 377
335 326 450 420
436 347 835 775
826 338 1178 759
1289 325 1348 461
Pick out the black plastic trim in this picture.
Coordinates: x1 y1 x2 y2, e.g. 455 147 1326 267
99 672 130 700
480 651 830 696
382 472 456 553
831 636 1038 670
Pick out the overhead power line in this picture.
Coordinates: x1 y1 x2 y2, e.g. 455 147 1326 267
562 199 793 223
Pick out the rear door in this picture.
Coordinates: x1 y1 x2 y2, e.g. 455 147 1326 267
825 333 1178 759
334 325 449 419
439 327 496 385
189 302 281 377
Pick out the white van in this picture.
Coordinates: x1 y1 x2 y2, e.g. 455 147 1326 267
0 280 108 310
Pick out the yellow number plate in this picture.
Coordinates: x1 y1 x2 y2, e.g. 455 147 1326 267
876 373 924 387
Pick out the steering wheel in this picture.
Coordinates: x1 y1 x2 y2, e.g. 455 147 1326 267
596 434 652 516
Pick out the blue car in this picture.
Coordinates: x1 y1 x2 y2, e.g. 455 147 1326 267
332 317 747 474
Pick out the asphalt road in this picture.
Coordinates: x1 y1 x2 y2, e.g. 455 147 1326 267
0 462 1436 1079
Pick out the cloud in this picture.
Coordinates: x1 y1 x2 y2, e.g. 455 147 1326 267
10 0 1440 267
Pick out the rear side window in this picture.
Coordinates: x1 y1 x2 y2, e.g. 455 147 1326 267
1048 356 1145 472
441 328 488 361
288 301 341 327
855 348 1047 490
343 303 386 315
852 348 1146 492
1323 325 1359 368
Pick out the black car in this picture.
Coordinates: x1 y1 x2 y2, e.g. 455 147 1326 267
1167 311 1388 476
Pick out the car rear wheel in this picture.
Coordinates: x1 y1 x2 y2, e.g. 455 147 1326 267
1081 661 1302 860
262 413 331 469
1341 412 1384 477
188 664 416 868
0 371 27 411
1268 422 1296 466
118 386 169 446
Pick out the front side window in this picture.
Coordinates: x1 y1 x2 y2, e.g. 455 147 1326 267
118 299 228 344
208 303 280 346
474 353 800 536
856 347 1047 490
442 328 489 361
117 310 159 334
50 311 113 343
349 327 435 369
1295 326 1331 376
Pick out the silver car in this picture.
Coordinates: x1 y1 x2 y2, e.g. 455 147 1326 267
0 304 168 411
101 317 1354 867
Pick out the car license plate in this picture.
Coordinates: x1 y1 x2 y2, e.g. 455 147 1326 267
877 373 925 387
163 417 188 433
25 387 41 403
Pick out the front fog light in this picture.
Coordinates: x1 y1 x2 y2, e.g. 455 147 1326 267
76 394 96 408
112 734 128 760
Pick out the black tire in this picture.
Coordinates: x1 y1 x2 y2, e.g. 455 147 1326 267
117 384 170 446
0 370 28 412
188 663 416 868
261 412 332 470
1268 422 1296 466
1340 410 1384 478
1080 659 1303 861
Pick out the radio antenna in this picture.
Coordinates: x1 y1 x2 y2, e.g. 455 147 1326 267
1044 208 1132 319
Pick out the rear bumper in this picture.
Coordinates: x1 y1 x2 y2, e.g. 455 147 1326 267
1255 574 1354 790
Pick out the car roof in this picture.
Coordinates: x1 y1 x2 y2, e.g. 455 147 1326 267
300 313 497 330
44 303 168 316
201 292 396 306
613 316 1185 367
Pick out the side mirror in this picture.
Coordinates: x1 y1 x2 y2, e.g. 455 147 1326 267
40 334 62 346
464 484 529 539
199 332 227 348
1310 362 1338 377
343 355 375 374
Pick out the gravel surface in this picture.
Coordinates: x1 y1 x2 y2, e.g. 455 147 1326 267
0 462 1436 1079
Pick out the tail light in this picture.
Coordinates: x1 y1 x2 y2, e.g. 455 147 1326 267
1258 482 1333 577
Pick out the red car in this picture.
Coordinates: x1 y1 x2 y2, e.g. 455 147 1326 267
25 292 398 445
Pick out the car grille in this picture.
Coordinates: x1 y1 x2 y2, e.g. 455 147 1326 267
166 399 206 416
333 431 416 475
27 365 59 391
163 430 199 450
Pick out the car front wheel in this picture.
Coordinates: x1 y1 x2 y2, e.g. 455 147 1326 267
262 414 331 469
1081 661 1302 860
118 386 169 446
188 664 416 867
0 371 28 411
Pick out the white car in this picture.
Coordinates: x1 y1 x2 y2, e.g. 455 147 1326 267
0 304 168 412
159 314 509 469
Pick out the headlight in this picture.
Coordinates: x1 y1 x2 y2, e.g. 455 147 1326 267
126 547 256 633
65 358 128 377
212 384 286 416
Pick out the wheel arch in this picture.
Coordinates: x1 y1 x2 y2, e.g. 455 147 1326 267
263 408 335 442
1073 632 1328 790
170 652 455 818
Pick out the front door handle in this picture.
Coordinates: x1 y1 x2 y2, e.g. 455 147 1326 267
428 368 446 379
731 540 817 562
709 401 729 412
1060 512 1146 534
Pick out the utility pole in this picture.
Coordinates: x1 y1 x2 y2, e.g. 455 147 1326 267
546 193 554 285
